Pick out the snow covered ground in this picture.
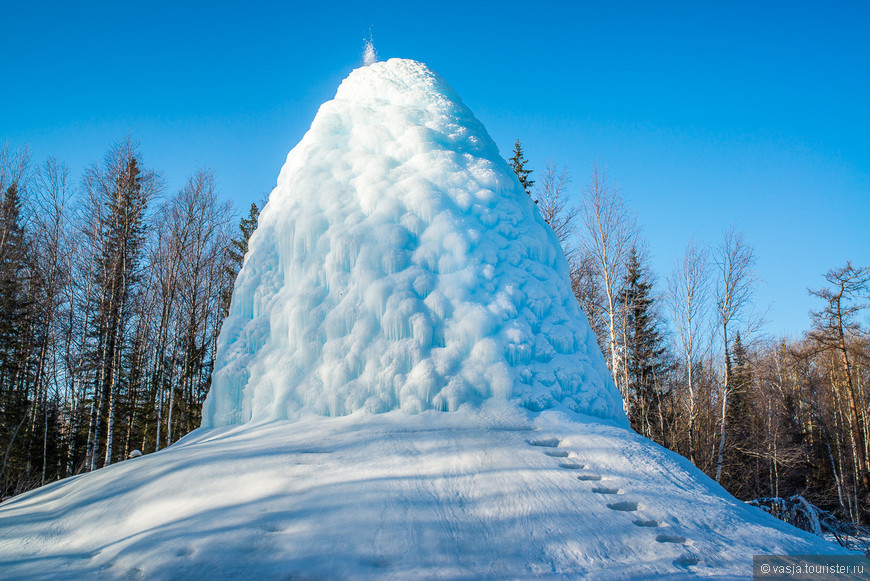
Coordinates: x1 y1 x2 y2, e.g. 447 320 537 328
0 404 849 580
0 58 853 579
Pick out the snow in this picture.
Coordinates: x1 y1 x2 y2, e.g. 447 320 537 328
0 404 849 580
0 58 853 579
201 58 623 427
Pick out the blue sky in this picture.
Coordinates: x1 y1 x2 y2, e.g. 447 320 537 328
2 1 868 337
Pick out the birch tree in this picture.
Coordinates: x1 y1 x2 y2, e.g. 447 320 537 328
31 158 74 483
577 165 637 404
713 227 758 482
534 162 577 255
667 237 711 464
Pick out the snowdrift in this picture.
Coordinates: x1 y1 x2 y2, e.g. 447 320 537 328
0 406 850 579
0 58 851 579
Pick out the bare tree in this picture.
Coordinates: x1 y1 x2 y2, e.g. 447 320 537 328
81 139 160 470
788 342 851 519
148 169 233 447
570 251 607 351
667 237 711 465
168 169 233 442
577 165 638 405
809 263 870 497
534 162 577 258
146 211 182 452
31 157 74 483
0 141 30 197
713 227 758 482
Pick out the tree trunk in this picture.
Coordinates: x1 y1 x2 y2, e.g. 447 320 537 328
837 306 870 495
715 330 731 483
103 342 121 467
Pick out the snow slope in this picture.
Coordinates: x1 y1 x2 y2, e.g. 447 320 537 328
0 59 851 579
0 404 848 580
202 58 623 427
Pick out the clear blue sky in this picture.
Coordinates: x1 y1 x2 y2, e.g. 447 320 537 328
2 1 868 337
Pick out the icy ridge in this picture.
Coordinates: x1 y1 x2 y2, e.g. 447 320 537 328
201 58 625 427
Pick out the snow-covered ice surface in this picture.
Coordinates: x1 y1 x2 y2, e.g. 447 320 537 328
201 58 623 427
0 404 849 580
0 59 851 579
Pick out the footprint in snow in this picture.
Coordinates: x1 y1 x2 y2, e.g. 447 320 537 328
674 555 699 567
543 449 569 458
591 486 620 495
606 501 639 512
656 534 687 544
576 474 602 481
633 519 660 528
558 462 584 470
528 438 561 448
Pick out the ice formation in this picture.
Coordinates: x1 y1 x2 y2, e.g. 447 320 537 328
201 58 624 427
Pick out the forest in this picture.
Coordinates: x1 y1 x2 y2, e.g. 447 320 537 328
509 140 870 531
1 137 868 535
0 139 258 496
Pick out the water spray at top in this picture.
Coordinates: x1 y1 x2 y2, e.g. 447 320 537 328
363 33 378 65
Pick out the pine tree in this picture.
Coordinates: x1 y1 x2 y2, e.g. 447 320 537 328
727 332 752 427
0 183 37 493
221 202 259 319
619 247 671 441
721 331 757 497
227 202 259 275
0 184 30 388
509 140 534 196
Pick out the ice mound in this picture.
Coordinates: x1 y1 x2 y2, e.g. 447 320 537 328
202 59 624 426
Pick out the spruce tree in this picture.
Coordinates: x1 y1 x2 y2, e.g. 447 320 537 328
0 185 29 390
619 247 671 441
727 332 752 426
722 331 757 497
509 140 534 196
227 202 260 275
0 184 36 493
220 202 260 320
